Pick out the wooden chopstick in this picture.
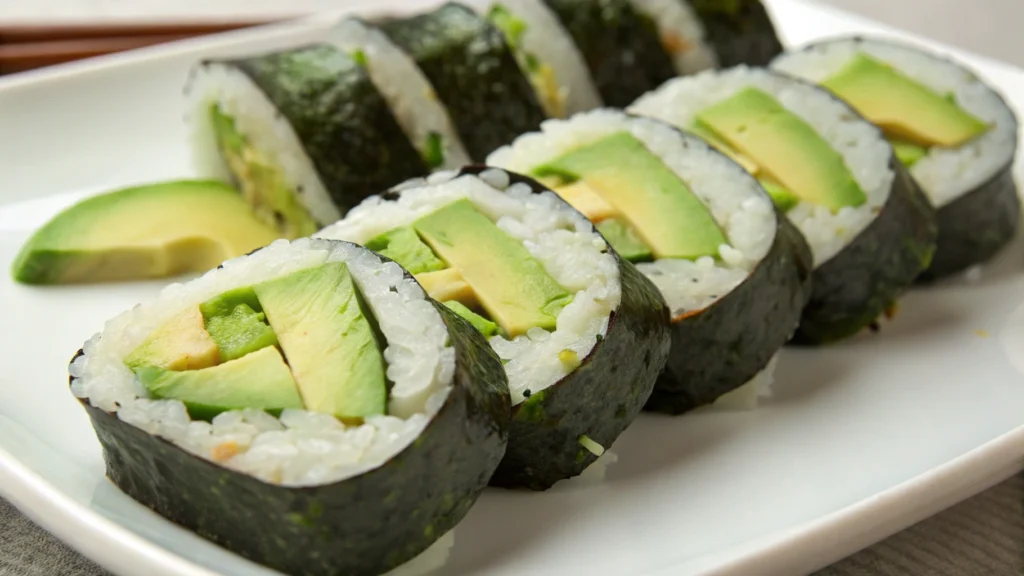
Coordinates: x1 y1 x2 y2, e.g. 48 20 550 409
0 21 276 74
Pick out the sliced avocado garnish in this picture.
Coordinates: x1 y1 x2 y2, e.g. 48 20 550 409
596 218 653 262
443 301 499 337
533 132 727 260
134 346 303 421
416 268 478 305
414 199 573 337
200 288 278 363
696 87 867 212
889 138 929 167
689 120 760 175
366 226 447 274
11 180 281 285
821 54 989 148
545 179 618 222
210 104 319 239
424 132 446 170
124 307 220 371
254 261 387 422
758 179 799 213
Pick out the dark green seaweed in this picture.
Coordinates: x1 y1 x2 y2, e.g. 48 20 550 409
793 160 937 344
690 0 783 67
443 167 671 490
647 208 813 414
219 44 427 218
543 0 676 108
918 157 1020 281
73 242 510 576
381 3 546 161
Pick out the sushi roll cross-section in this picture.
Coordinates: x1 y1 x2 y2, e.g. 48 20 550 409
773 37 1020 281
488 109 812 413
70 239 510 576
187 43 428 237
630 67 937 344
318 167 671 489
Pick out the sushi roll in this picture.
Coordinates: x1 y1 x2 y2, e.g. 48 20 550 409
541 0 678 107
630 67 937 344
478 0 604 118
772 37 1020 281
327 18 473 170
689 0 784 68
376 3 547 160
317 167 671 489
187 44 427 238
487 109 812 413
70 239 510 576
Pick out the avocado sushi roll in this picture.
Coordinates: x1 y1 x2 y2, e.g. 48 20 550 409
186 44 427 238
689 0 783 68
326 18 472 170
630 67 937 344
487 109 812 413
772 37 1020 281
542 0 678 108
480 0 603 118
377 3 547 160
70 238 509 576
317 167 671 489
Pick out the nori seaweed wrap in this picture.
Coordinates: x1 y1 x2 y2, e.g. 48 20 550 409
488 109 812 414
380 3 548 161
317 166 671 490
689 0 783 67
70 238 509 576
186 44 427 238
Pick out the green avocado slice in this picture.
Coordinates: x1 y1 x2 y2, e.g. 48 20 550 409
821 54 989 148
254 262 387 422
596 218 653 262
532 132 728 260
11 180 281 285
414 199 573 337
443 301 499 337
124 307 220 371
696 87 867 212
210 105 319 239
365 226 446 274
134 346 303 421
890 138 929 167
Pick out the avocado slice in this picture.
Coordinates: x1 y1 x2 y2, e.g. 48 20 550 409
134 346 303 421
11 180 281 285
415 268 478 306
696 87 867 212
532 132 728 260
414 199 573 337
596 218 653 262
210 105 319 239
689 120 761 175
821 54 989 148
890 138 929 167
254 262 387 421
443 301 499 337
546 179 617 222
124 307 220 371
365 226 446 274
200 288 279 363
758 179 799 213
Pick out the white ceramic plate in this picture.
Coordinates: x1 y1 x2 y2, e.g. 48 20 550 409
2 1 1024 575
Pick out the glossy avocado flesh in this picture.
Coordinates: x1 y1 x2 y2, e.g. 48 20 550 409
696 87 867 212
210 105 319 238
821 54 989 150
11 180 280 285
533 131 727 260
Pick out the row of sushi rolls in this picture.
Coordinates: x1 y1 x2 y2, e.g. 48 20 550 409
11 0 1020 574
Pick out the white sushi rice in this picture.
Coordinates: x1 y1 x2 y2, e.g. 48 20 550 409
629 0 718 75
327 19 472 169
317 170 620 406
479 0 603 117
630 67 894 266
71 239 454 487
185 62 342 225
772 37 1018 208
488 108 776 315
